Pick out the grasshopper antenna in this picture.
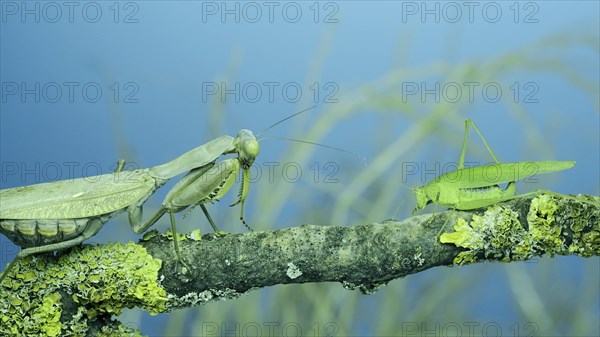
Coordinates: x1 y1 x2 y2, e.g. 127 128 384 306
256 105 317 138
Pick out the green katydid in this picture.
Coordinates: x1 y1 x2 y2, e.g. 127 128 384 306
0 107 315 284
412 119 577 215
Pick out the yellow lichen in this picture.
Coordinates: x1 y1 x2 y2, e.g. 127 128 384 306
96 322 146 337
0 242 167 336
440 205 534 264
30 292 62 337
140 229 160 241
563 195 600 257
164 229 187 242
440 218 483 249
527 195 564 254
441 194 599 264
188 229 203 241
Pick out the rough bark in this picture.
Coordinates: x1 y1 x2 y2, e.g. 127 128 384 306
1 193 598 337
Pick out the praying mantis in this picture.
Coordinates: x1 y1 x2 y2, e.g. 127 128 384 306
411 119 578 216
0 107 315 284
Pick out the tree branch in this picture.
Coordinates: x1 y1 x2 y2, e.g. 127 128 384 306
1 193 598 336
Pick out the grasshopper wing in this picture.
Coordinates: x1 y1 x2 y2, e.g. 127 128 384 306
434 161 575 189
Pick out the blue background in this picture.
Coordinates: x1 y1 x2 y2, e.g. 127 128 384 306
1 1 598 336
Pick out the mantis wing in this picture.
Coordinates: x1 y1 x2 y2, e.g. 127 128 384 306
433 161 576 189
0 170 156 219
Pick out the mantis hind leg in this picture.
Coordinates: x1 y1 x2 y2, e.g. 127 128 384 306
115 159 126 173
168 211 193 275
0 256 19 286
200 204 220 232
0 218 105 285
126 205 195 275
130 205 167 235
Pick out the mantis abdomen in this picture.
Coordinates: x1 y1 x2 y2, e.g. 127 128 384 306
0 213 117 248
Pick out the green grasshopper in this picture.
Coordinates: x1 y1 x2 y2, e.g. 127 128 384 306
0 107 314 284
412 119 576 215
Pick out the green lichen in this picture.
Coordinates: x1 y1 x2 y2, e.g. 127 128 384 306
286 262 302 279
166 287 243 310
140 229 160 242
440 194 599 265
0 257 63 336
440 217 481 264
95 322 146 337
440 205 534 264
142 228 202 242
563 195 600 257
65 242 168 317
0 242 167 336
164 229 187 242
574 229 600 256
32 292 62 336
187 229 203 241
527 194 563 254
413 246 425 267
64 307 89 336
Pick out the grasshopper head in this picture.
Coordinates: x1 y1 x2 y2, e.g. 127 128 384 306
237 129 260 170
413 186 429 212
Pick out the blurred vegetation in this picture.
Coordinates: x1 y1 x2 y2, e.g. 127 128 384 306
110 29 599 336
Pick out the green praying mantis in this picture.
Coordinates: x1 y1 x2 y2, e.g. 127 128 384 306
0 107 315 284
410 119 579 224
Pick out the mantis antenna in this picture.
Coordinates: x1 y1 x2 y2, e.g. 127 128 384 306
260 136 368 167
256 105 317 137
255 105 367 165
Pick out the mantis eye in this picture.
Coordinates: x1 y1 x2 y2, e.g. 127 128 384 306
240 140 259 169
237 129 260 169
244 140 260 159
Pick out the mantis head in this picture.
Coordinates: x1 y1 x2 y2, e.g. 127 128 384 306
231 129 259 229
236 129 260 170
